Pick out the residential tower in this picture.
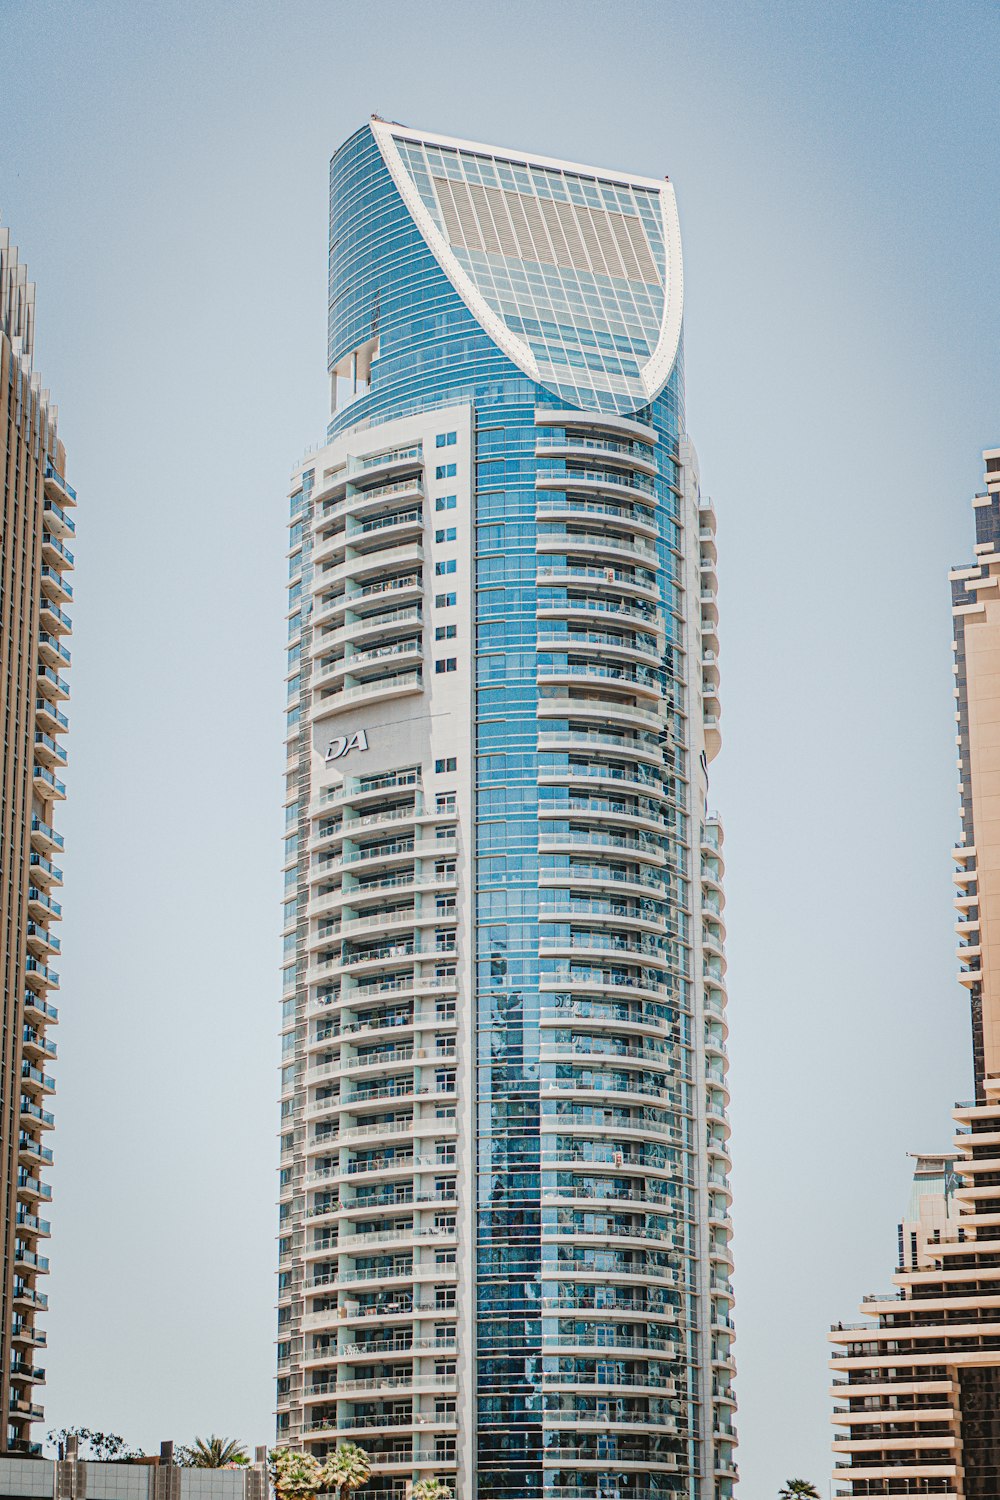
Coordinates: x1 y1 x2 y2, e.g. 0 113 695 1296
277 121 737 1500
0 227 72 1452
830 445 1000 1498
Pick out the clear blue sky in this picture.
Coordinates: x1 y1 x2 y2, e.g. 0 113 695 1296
2 0 999 1492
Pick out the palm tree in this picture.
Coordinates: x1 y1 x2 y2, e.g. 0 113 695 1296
177 1437 249 1469
778 1482 820 1499
320 1442 371 1500
412 1481 452 1500
270 1449 324 1500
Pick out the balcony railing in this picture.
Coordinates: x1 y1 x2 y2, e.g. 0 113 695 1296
356 446 422 473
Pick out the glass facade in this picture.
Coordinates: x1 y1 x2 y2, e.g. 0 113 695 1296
278 121 736 1500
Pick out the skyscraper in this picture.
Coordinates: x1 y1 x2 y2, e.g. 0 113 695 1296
277 120 737 1500
830 445 1000 1498
1 228 73 1452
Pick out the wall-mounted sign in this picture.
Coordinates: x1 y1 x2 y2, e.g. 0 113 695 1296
325 729 369 763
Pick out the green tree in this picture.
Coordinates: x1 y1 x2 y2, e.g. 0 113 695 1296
177 1437 249 1469
778 1483 820 1499
320 1442 372 1500
412 1481 452 1500
46 1430 144 1462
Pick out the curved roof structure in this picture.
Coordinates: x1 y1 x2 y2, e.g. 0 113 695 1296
371 118 683 415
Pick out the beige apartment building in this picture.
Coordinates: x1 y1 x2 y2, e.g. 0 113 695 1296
829 445 1000 1498
0 229 73 1452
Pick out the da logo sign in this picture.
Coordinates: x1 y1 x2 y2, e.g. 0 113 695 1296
325 729 369 763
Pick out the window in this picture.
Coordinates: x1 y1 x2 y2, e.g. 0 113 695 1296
435 624 457 641
436 793 457 813
435 757 457 773
435 592 457 608
435 658 457 674
435 494 457 510
435 463 457 480
435 431 457 448
435 560 456 576
435 526 457 543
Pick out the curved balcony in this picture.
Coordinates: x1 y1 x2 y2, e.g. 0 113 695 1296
535 407 657 444
702 926 726 961
343 541 424 587
539 870 670 910
311 590 348 632
537 694 669 739
347 508 424 554
536 563 660 604
538 798 670 840
538 931 672 976
347 572 424 611
311 670 424 721
350 447 423 486
340 605 423 648
542 1096 682 1141
539 702 671 750
542 1319 679 1353
538 898 670 938
316 767 422 811
537 594 665 639
349 638 425 679
341 804 419 841
542 1167 680 1202
537 725 667 765
312 529 346 569
535 435 657 477
537 529 659 571
538 628 664 669
536 495 658 540
540 1028 675 1064
536 468 658 507
541 1073 679 1109
539 762 673 803
339 479 426 532
539 999 674 1037
310 871 455 919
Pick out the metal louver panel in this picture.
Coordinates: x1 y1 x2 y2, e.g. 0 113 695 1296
432 174 660 287
467 183 503 256
434 178 468 251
